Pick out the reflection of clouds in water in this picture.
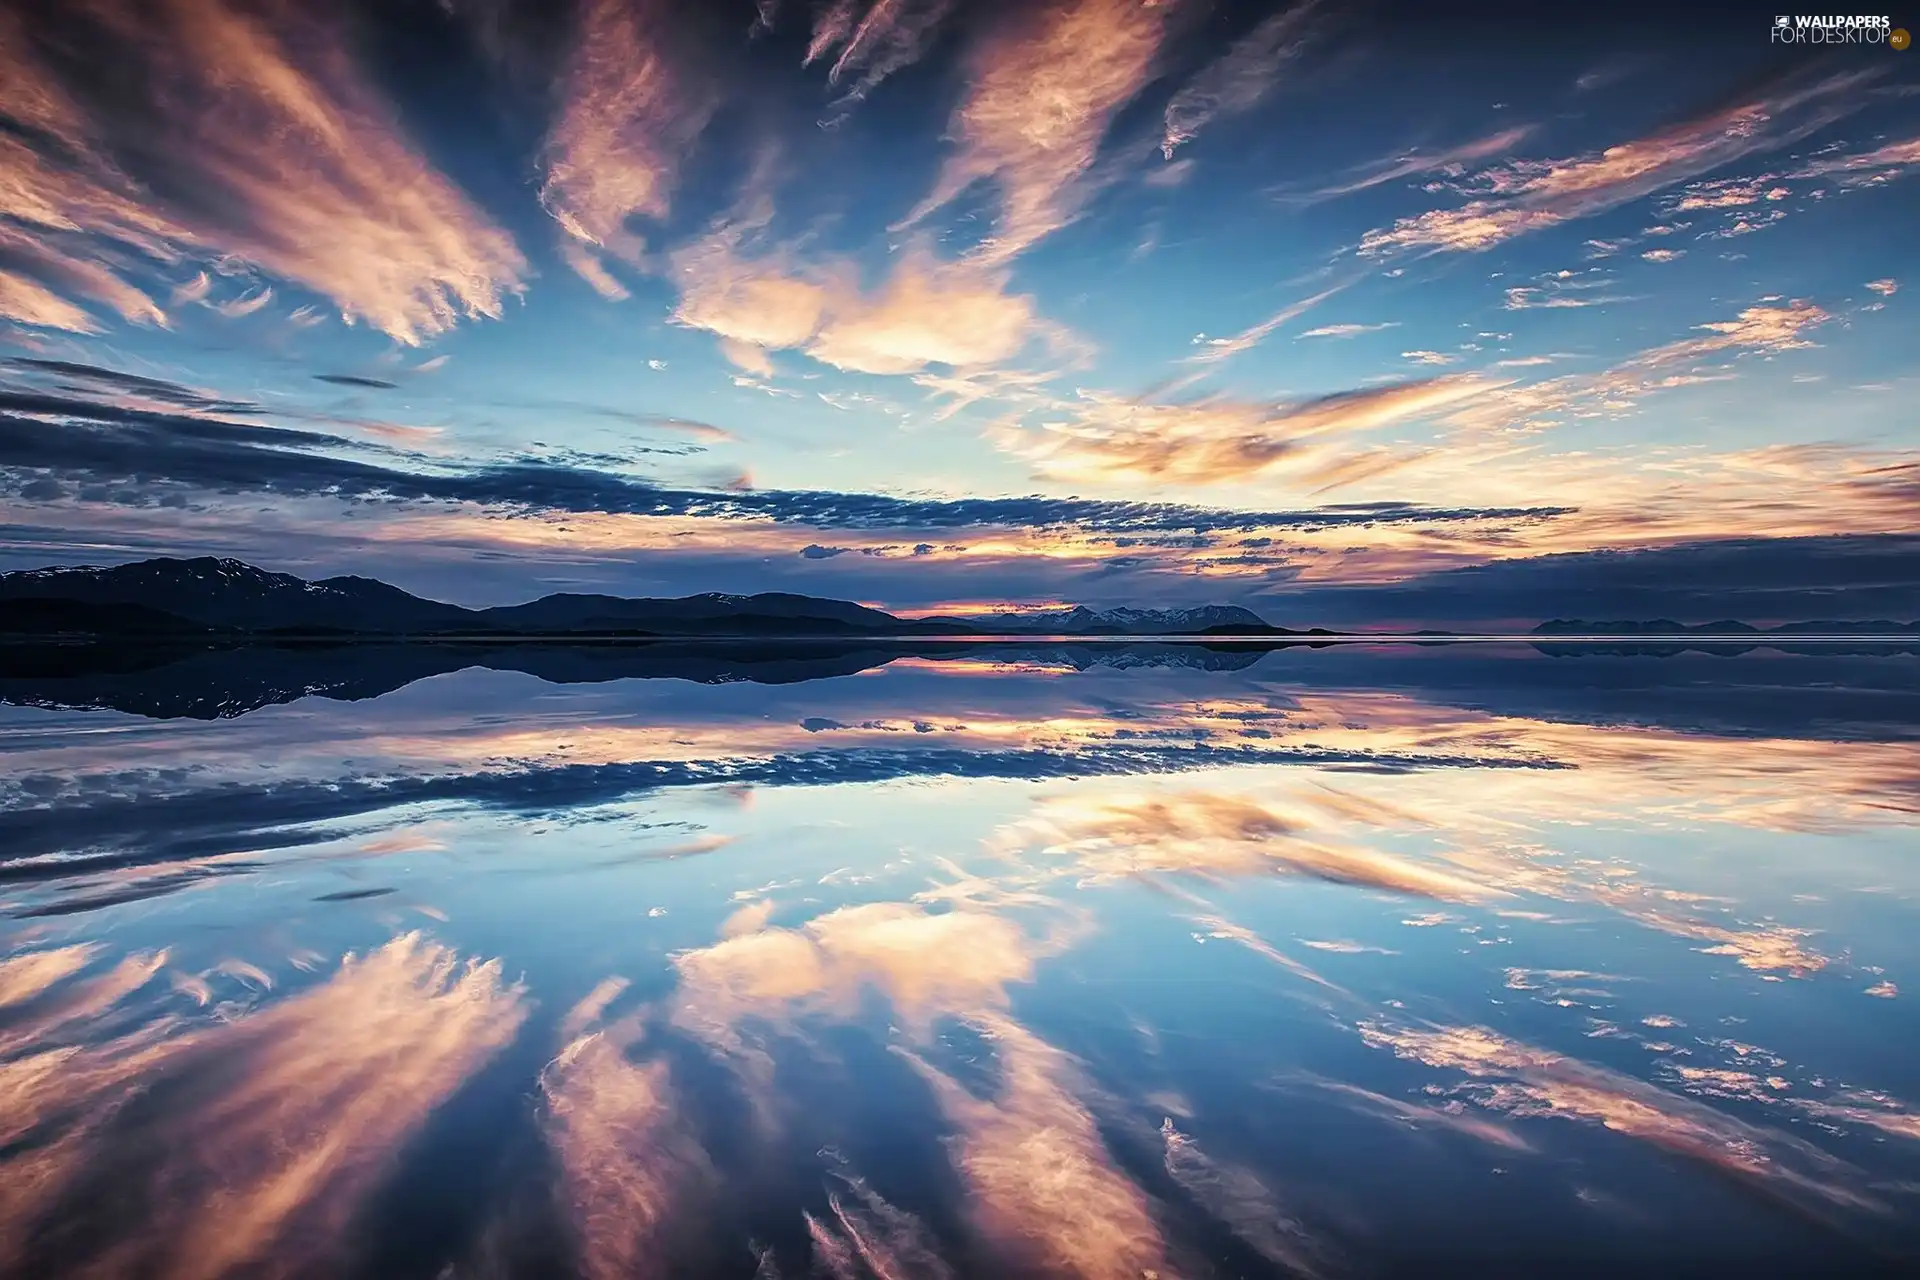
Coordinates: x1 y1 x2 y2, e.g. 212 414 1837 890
1161 1117 1327 1277
1356 1019 1890 1221
0 944 100 1009
4 657 1917 1269
1003 788 1496 901
899 1013 1169 1280
666 896 1172 1278
985 772 1856 978
1279 1075 1535 1152
540 991 710 1280
673 900 1040 1037
0 934 525 1278
805 1158 953 1280
16 673 1916 929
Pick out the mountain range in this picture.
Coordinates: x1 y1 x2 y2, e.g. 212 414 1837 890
0 558 1297 640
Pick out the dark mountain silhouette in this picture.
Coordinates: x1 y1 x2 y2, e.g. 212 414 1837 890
0 557 1301 639
475 590 909 636
0 558 473 633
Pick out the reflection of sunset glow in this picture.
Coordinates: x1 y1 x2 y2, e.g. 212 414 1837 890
805 1163 955 1280
0 944 100 1010
1358 1019 1885 1219
901 1013 1168 1280
541 993 708 1280
1006 790 1496 901
0 935 526 1278
674 901 1037 1035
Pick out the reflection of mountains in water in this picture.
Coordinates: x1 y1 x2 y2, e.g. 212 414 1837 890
0 639 1281 720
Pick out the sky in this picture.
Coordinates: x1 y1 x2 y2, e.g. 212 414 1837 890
0 0 1915 625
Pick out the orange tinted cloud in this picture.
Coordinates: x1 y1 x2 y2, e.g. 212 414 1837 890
1289 1076 1533 1151
1791 135 1920 184
0 950 169 1055
998 377 1496 487
671 228 1050 376
899 0 1177 261
1358 71 1873 255
0 934 527 1278
1358 1018 1883 1218
0 0 526 343
805 0 959 116
900 1013 1168 1279
673 900 1037 1035
1007 789 1498 901
540 999 710 1280
809 251 1042 374
111 935 526 1279
805 1162 955 1280
1302 125 1537 200
0 943 100 1010
541 0 713 292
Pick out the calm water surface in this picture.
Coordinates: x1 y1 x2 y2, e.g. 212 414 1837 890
2 642 1916 1277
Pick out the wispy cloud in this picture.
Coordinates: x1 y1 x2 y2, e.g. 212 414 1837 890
541 0 714 294
1791 135 1920 184
0 0 527 343
1357 1018 1884 1219
673 900 1038 1037
805 0 958 118
1004 789 1498 900
1178 277 1357 368
671 226 1055 376
1160 1119 1325 1275
0 387 1564 533
1298 321 1400 339
899 1013 1169 1278
806 1158 955 1280
541 999 710 1280
0 944 101 1010
0 934 527 1276
1299 125 1536 200
1161 0 1324 158
897 0 1178 262
998 377 1496 488
1357 70 1875 256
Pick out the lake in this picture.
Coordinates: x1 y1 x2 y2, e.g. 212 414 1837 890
2 640 1916 1277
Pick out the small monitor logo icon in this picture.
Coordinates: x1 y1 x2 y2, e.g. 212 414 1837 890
1775 14 1791 26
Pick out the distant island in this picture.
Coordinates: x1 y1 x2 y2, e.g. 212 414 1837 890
1 558 1912 645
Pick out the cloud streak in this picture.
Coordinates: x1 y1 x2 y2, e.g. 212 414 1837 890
1000 377 1496 488
670 222 1056 376
805 0 958 117
900 1013 1169 1279
1161 0 1323 158
0 0 527 343
898 0 1177 262
0 384 1567 534
0 934 527 1277
1358 70 1876 256
1358 1018 1886 1221
541 997 710 1280
541 0 713 294
1005 789 1497 901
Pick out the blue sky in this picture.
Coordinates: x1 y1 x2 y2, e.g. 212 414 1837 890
0 0 1915 621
